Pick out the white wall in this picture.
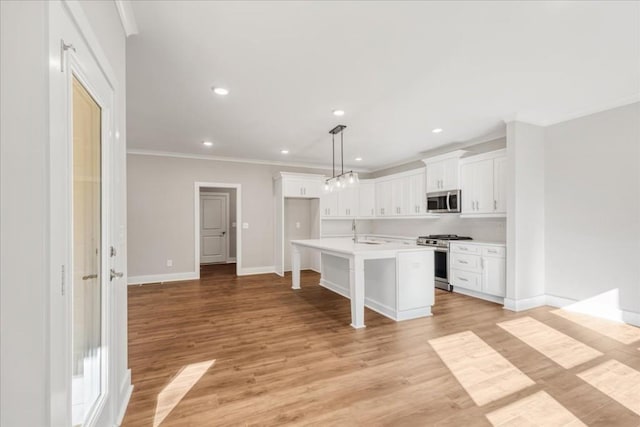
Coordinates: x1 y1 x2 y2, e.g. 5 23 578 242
505 121 546 310
1 2 49 425
1 0 129 425
544 102 640 316
127 153 331 277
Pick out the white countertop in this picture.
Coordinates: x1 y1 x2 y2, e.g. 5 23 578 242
291 237 434 257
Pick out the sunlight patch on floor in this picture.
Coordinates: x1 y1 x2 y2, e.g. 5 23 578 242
577 359 640 416
552 309 640 345
428 331 535 406
497 316 602 369
485 390 586 426
153 359 215 427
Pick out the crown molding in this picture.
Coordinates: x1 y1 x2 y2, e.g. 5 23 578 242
114 0 139 37
126 149 371 173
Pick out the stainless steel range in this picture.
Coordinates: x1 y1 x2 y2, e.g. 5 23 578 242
417 234 472 291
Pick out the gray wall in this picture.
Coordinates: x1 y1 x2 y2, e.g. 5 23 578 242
1 2 49 425
127 154 331 276
544 102 640 314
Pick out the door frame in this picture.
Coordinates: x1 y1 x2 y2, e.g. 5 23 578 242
198 192 230 265
48 1 128 426
194 182 242 276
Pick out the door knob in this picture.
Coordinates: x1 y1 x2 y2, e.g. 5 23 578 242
222 231 226 236
110 269 123 281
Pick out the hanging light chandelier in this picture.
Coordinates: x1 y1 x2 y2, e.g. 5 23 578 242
325 125 359 192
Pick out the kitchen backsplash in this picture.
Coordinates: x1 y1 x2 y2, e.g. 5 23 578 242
321 217 506 242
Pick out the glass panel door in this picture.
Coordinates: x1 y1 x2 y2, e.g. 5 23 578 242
71 77 103 426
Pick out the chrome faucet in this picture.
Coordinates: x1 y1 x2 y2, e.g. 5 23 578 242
352 219 359 243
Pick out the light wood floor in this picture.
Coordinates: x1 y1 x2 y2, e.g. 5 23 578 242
123 264 640 426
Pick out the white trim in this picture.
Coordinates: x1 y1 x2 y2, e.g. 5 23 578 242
198 192 230 264
127 149 369 172
319 278 350 298
396 306 432 321
453 287 504 305
114 0 138 37
545 294 640 328
364 297 397 321
115 370 133 426
237 266 276 276
127 272 199 285
421 149 468 165
226 257 237 264
459 148 506 164
503 295 546 312
194 182 242 278
459 213 507 219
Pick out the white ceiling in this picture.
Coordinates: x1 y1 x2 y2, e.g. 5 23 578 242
127 1 640 171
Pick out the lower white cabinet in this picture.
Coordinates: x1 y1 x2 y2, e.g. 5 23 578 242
450 242 506 297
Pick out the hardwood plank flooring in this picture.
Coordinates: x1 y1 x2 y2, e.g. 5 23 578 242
123 264 640 426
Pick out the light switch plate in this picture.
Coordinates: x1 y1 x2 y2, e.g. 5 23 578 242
166 259 173 267
242 222 249 229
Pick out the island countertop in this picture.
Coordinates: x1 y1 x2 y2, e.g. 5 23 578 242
290 238 435 258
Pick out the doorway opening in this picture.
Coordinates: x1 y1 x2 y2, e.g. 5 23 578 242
194 182 241 277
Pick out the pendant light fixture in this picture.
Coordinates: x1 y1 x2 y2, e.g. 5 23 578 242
325 125 359 192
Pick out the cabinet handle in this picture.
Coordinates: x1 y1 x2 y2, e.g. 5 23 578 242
460 247 467 251
459 260 468 264
494 200 497 211
458 277 468 282
488 249 497 254
371 208 374 215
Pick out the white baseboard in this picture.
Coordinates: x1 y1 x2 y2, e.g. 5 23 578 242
319 278 350 298
396 306 432 321
127 272 198 285
237 266 275 276
453 287 504 305
503 295 546 312
226 257 237 263
116 369 133 425
364 297 396 321
545 294 640 327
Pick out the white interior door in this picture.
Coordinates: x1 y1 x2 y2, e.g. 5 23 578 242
200 194 228 264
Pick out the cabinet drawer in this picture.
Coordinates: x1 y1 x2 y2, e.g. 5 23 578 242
450 243 480 255
482 246 505 257
451 269 482 292
450 252 481 272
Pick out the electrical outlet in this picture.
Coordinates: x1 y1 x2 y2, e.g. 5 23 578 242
242 222 249 229
166 259 173 267
295 222 300 229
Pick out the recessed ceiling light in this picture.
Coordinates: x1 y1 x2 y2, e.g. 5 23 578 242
281 149 289 154
202 141 213 147
432 128 443 133
355 157 363 161
333 109 345 116
212 87 229 96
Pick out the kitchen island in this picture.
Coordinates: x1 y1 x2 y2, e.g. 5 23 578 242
291 238 435 329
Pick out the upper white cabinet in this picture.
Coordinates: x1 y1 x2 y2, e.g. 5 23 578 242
460 150 506 216
423 150 466 193
320 191 339 217
374 170 426 217
281 173 323 198
358 181 376 217
338 186 359 217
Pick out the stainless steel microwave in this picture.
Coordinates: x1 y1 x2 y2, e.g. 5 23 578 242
426 190 461 213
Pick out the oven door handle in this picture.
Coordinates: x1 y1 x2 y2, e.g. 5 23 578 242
446 192 451 211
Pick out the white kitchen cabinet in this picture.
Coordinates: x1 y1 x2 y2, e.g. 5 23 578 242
407 171 425 215
482 255 506 297
320 191 339 217
450 241 506 298
282 177 322 198
423 150 466 193
493 156 507 214
460 150 506 216
390 177 407 215
375 180 393 216
338 186 359 217
358 181 376 217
